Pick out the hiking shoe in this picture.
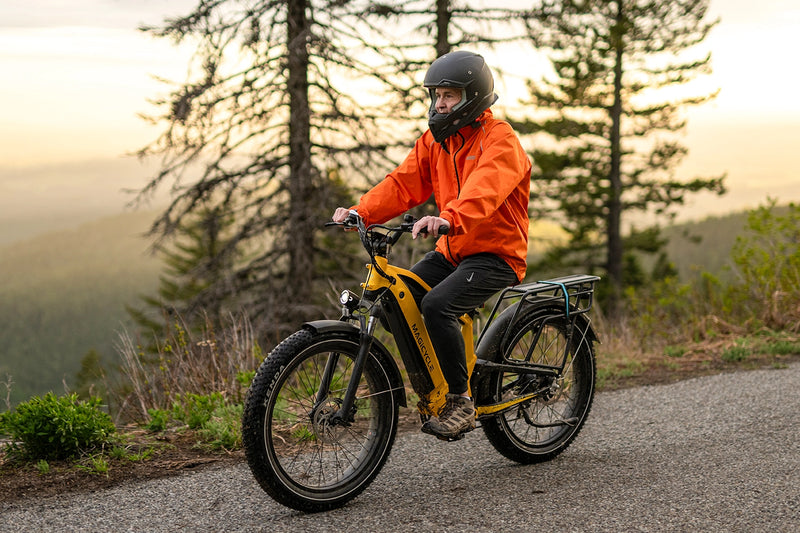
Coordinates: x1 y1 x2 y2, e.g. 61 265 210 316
421 394 475 439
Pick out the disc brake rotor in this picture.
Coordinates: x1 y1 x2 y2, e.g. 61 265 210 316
311 399 347 443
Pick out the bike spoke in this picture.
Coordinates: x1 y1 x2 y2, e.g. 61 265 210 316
483 312 594 461
264 345 390 491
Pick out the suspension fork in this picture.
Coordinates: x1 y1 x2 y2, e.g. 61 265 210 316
312 348 341 414
327 313 379 425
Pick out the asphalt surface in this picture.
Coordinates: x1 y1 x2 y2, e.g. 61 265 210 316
2 362 798 532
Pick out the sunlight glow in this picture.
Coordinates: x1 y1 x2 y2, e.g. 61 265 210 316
0 26 192 165
0 0 798 220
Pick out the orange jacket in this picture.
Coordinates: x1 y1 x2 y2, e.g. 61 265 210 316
354 109 531 281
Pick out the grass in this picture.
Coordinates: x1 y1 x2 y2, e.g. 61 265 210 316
35 459 49 475
5 290 796 489
664 345 687 358
761 335 800 355
2 327 797 506
75 455 110 476
721 341 750 362
112 312 261 425
594 327 800 390
0 387 243 486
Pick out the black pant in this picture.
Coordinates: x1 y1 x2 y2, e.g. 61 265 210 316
410 251 517 395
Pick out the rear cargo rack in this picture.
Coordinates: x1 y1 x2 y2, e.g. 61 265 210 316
477 274 600 348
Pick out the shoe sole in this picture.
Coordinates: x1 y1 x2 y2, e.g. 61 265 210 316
421 422 476 441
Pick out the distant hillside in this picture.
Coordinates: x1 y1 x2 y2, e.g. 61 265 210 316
0 157 167 246
529 210 752 284
661 210 749 283
662 205 798 284
0 210 161 406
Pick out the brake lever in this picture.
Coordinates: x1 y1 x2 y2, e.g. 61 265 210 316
400 213 449 236
325 210 362 231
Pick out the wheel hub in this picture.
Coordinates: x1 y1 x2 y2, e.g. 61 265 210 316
311 399 350 442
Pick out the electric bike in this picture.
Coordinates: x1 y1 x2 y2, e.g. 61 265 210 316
242 212 600 512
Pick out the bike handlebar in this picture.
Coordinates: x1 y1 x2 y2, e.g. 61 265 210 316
325 212 449 236
325 211 448 281
404 215 450 236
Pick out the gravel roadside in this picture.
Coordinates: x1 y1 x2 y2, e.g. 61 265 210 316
2 362 798 532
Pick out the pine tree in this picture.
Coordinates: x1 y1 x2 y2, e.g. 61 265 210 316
135 1 532 336
517 0 726 314
74 349 107 401
127 206 236 335
135 0 414 334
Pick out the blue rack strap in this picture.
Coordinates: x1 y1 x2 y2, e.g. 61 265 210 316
537 280 570 318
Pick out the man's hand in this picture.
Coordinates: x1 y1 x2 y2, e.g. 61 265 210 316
332 207 352 223
412 216 450 239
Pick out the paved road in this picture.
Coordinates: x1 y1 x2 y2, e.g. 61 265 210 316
2 363 798 532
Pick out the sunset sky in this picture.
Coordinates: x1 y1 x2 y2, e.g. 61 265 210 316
1 0 798 229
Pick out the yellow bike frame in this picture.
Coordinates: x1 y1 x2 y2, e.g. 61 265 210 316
337 215 598 427
362 255 477 418
360 257 600 422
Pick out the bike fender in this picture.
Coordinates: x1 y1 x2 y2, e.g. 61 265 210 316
303 320 407 408
475 303 600 363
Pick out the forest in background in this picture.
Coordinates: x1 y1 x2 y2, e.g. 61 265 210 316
0 210 161 405
0 205 754 407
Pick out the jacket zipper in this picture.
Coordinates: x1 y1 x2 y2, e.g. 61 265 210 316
445 132 466 264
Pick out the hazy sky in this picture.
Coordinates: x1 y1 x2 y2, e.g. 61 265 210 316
1 0 798 222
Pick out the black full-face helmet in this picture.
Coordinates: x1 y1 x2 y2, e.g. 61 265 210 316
423 50 498 143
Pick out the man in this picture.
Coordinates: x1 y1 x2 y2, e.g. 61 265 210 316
332 50 531 439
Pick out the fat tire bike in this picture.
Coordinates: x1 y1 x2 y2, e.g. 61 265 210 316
242 212 600 512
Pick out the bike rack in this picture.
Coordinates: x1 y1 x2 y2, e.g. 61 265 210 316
476 274 601 360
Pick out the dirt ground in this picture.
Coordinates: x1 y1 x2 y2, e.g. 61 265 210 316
2 351 797 505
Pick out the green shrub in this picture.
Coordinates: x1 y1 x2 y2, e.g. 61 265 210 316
145 408 170 432
0 393 116 461
171 392 226 429
198 404 243 450
730 200 800 329
36 459 50 475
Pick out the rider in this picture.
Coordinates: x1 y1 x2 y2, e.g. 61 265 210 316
332 50 531 439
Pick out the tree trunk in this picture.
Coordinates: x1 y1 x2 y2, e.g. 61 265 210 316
435 0 451 56
287 0 315 318
606 1 625 316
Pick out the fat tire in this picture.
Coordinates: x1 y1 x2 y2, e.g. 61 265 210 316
242 328 399 512
478 307 595 464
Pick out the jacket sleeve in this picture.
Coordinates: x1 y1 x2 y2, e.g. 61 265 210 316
352 134 435 226
439 122 531 235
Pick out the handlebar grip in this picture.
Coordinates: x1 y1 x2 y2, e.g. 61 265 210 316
417 225 449 236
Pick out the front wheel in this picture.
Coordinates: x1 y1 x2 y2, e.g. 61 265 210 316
242 328 399 512
479 308 596 464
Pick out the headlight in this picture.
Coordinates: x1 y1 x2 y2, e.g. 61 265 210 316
339 290 359 307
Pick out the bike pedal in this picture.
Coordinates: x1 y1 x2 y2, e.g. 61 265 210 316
421 426 465 442
423 425 473 442
437 433 466 442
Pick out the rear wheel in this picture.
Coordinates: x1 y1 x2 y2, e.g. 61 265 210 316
242 328 399 512
480 309 595 463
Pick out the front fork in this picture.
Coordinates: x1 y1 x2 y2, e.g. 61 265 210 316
315 312 378 426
